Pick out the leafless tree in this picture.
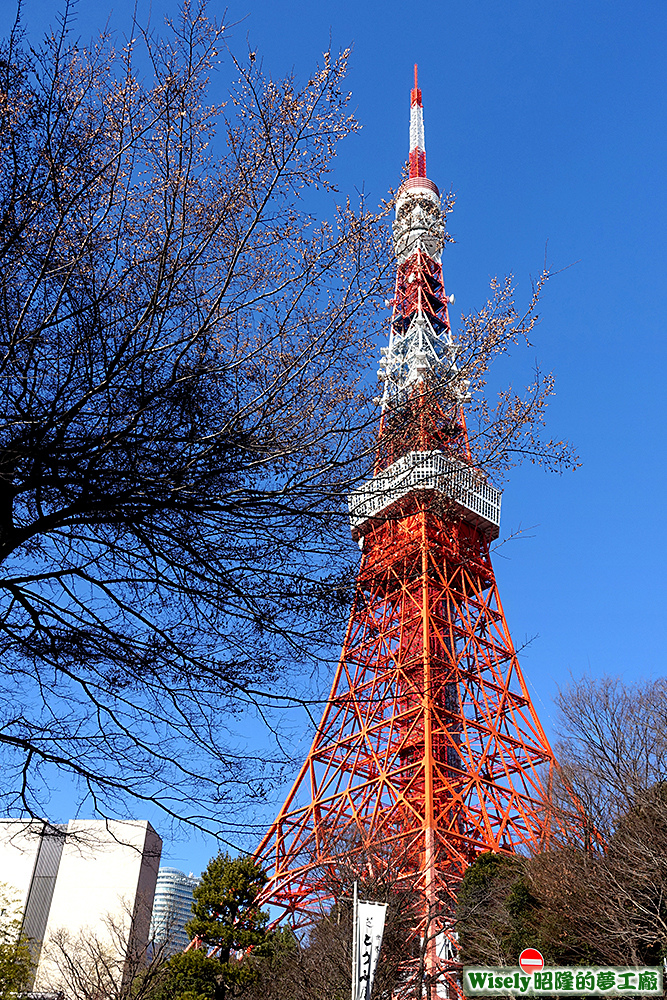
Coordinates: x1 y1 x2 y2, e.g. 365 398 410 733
457 677 667 969
553 674 667 839
0 0 390 832
546 675 667 965
31 896 169 1000
0 0 576 837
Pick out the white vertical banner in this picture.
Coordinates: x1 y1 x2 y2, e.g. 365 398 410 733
353 898 388 1000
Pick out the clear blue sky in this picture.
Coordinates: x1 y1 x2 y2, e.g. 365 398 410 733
2 0 666 874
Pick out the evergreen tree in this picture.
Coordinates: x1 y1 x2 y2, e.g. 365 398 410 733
0 884 32 998
160 854 270 1000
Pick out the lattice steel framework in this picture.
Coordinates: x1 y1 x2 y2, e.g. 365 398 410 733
255 68 558 996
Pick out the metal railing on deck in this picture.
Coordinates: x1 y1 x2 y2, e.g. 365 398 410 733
348 450 501 539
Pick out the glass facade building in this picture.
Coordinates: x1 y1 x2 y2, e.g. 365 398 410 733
150 867 200 954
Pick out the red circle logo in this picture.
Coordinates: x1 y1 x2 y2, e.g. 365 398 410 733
519 949 544 975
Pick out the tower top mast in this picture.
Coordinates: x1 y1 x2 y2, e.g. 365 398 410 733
409 63 426 178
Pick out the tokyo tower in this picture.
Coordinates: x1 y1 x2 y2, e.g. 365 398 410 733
255 68 558 993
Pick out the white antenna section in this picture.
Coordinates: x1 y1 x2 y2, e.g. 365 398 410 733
409 103 425 155
379 184 470 409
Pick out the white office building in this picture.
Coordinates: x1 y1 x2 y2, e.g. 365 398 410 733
0 818 162 993
150 866 200 955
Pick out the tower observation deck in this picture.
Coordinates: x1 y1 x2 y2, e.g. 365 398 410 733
255 67 559 999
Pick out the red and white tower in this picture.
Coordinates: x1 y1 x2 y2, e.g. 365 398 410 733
255 68 558 996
